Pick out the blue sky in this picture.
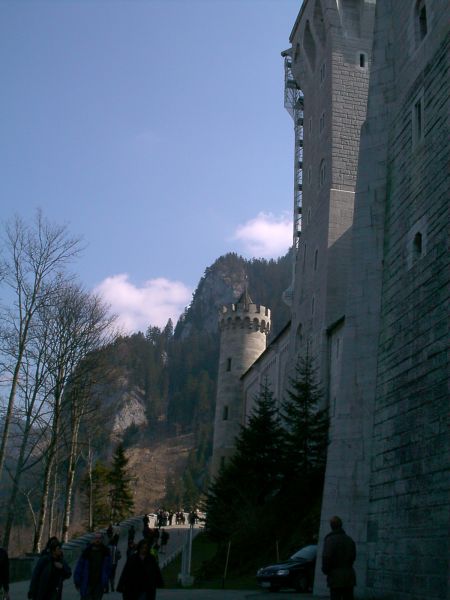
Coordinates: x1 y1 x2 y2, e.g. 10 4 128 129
0 0 301 331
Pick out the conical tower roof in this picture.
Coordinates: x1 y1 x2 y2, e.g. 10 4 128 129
237 288 253 307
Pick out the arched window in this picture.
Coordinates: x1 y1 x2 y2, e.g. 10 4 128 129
319 159 326 187
358 52 368 69
415 0 428 46
413 231 423 261
319 112 325 133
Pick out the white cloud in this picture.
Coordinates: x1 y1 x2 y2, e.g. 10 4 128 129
232 211 292 258
94 274 192 333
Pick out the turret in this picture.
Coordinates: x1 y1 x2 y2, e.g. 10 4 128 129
210 290 271 477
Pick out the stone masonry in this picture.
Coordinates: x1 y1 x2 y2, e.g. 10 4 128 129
210 291 271 477
210 1 449 597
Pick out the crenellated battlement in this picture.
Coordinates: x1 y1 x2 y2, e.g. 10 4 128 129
219 302 271 334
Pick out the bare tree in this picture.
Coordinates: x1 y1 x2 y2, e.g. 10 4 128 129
0 211 81 481
1 328 53 549
33 283 116 550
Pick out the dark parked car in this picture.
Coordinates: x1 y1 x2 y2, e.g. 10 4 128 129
256 544 317 592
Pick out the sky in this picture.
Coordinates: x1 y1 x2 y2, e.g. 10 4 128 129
0 0 301 332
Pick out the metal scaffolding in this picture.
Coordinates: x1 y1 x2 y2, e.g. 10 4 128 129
283 55 304 251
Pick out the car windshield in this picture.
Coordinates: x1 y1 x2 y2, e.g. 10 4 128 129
289 545 317 561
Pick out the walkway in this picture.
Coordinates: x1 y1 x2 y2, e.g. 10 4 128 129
8 515 326 599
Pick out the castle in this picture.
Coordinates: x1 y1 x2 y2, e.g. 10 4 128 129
211 1 449 598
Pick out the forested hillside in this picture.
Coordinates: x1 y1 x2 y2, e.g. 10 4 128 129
0 233 292 553
92 252 292 508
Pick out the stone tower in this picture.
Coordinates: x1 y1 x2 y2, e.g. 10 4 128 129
284 0 376 396
210 290 271 477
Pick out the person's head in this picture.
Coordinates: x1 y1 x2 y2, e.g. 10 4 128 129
50 541 63 560
92 532 103 545
136 539 149 557
45 536 60 550
330 516 343 531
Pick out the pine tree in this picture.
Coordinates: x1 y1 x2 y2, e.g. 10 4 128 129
232 378 285 500
81 460 111 530
205 379 285 542
282 352 328 480
108 444 134 522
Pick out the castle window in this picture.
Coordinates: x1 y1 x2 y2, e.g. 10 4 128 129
358 52 367 69
319 159 326 187
413 232 423 261
319 112 325 133
407 217 427 270
320 61 326 83
311 295 315 315
223 405 229 421
226 357 232 372
294 42 300 63
412 91 424 148
415 0 428 45
314 248 318 271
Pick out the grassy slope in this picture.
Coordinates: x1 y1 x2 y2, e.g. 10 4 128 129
161 532 258 590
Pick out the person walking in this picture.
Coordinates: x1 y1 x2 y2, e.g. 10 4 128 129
127 525 136 543
107 534 122 592
0 543 10 600
74 532 111 600
117 539 163 600
322 516 356 600
28 540 71 600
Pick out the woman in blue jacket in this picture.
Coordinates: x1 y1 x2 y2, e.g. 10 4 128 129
74 533 111 600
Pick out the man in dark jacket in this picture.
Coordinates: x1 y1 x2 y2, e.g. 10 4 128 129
28 541 71 600
117 539 163 600
74 533 111 600
322 516 356 600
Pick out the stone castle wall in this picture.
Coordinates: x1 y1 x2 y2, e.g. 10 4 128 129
288 0 375 398
366 2 449 597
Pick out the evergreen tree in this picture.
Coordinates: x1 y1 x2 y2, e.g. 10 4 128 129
81 460 111 530
282 352 328 480
205 379 285 543
108 444 134 522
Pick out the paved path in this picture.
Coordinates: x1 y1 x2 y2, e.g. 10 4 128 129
8 516 326 599
9 578 323 599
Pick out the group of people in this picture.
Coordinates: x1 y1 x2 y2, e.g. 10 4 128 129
0 513 356 600
20 522 163 600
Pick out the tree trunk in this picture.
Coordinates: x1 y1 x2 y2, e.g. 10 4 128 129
61 420 80 542
48 455 59 538
0 333 29 479
2 416 32 549
33 386 62 553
